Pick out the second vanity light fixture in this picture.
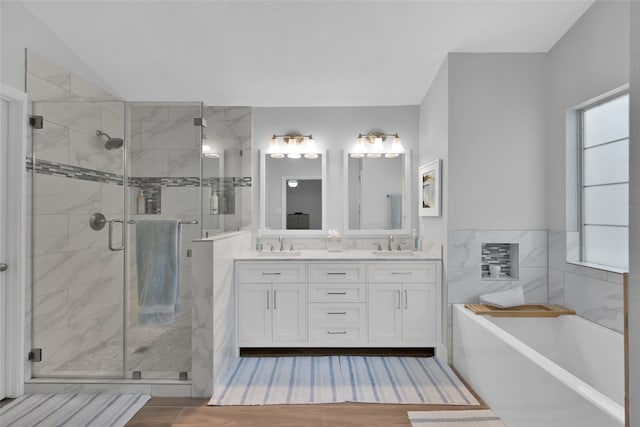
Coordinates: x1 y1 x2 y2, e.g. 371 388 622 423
268 133 319 159
351 132 403 158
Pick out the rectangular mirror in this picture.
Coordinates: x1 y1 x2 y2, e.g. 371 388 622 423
260 151 326 234
344 151 410 234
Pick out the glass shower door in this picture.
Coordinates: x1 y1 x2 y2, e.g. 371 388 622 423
30 99 126 378
124 102 202 380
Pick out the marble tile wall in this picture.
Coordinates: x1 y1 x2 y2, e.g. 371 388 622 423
27 50 126 376
201 106 252 234
191 232 251 397
548 231 624 333
446 230 548 355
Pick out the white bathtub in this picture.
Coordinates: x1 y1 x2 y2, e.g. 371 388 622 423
452 304 624 427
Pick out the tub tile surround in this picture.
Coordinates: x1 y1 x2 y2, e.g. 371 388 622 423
447 230 548 303
548 231 624 333
445 230 548 357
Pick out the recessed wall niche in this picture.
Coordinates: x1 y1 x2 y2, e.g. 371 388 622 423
481 243 519 280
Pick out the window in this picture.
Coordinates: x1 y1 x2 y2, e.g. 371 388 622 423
580 93 629 270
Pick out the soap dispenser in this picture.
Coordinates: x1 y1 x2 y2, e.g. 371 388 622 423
210 189 219 215
136 191 145 214
256 229 263 252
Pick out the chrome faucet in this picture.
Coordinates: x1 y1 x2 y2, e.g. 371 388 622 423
278 235 284 251
387 234 393 251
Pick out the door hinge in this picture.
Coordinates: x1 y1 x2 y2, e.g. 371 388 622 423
193 117 207 128
28 348 42 362
29 116 44 129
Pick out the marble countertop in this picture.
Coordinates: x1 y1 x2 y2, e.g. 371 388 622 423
235 249 441 261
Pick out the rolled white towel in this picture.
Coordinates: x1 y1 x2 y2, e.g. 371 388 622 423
479 286 525 308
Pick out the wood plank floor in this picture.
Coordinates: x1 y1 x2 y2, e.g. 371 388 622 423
125 398 489 427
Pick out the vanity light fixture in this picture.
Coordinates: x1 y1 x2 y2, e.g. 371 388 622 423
351 133 403 158
268 133 318 159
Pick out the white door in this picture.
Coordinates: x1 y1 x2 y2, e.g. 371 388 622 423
368 283 401 343
238 283 271 345
0 98 9 400
272 283 306 342
402 283 437 343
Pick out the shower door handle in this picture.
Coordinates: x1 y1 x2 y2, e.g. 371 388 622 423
0 263 7 272
108 219 125 251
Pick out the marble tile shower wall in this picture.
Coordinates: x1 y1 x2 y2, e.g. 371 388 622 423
548 231 624 333
127 104 201 332
27 50 125 375
202 106 253 234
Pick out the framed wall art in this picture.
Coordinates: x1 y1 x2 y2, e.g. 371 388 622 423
419 159 441 217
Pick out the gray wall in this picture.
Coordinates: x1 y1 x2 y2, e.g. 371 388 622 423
448 53 547 230
546 0 629 333
0 1 117 95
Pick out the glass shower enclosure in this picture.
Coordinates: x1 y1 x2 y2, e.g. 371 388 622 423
29 100 204 380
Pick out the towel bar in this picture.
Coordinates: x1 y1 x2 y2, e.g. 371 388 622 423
127 219 199 225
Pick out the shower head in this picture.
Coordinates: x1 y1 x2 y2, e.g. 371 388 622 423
96 130 124 150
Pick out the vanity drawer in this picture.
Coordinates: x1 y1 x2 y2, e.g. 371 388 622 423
308 283 366 302
309 302 367 343
307 263 366 283
237 262 305 283
367 262 437 283
308 303 366 325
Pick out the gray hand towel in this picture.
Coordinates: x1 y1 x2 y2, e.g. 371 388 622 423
135 218 181 324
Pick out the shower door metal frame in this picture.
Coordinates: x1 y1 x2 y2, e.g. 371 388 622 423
0 83 28 397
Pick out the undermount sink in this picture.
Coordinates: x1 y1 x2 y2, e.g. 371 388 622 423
371 251 416 256
257 251 301 256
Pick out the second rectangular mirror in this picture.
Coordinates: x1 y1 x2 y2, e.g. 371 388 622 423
345 152 410 234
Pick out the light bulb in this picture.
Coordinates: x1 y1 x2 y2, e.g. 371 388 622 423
287 153 301 159
304 153 318 159
350 153 365 158
367 153 382 158
384 153 399 158
268 135 283 158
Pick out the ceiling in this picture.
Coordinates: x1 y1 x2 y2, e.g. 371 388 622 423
24 0 594 106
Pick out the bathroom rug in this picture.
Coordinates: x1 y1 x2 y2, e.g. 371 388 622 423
0 393 150 427
209 356 344 405
341 356 479 405
408 409 507 426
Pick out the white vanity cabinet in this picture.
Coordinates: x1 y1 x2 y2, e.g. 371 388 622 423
367 263 438 345
237 263 307 346
235 257 441 350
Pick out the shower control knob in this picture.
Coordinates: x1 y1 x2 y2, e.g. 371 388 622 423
0 263 7 272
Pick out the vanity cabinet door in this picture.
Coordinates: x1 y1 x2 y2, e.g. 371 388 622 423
368 283 402 343
238 283 271 345
402 283 437 343
368 282 437 345
272 283 307 342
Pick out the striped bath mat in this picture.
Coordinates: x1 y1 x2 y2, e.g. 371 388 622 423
209 356 478 406
408 410 506 426
342 356 478 405
0 393 150 427
209 356 344 405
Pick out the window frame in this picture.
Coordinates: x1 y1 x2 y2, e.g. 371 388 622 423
578 91 629 270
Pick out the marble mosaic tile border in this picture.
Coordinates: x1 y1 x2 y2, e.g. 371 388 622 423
28 157 124 185
27 157 252 189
